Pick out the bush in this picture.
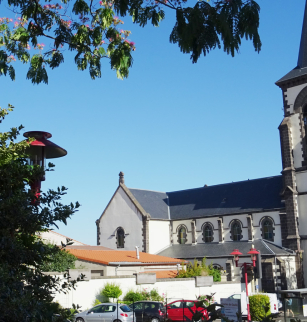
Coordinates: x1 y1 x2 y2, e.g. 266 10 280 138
177 258 221 282
249 294 271 321
124 290 143 303
123 288 165 303
93 299 102 306
101 283 122 300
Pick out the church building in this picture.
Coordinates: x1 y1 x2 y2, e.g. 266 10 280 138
96 1 307 293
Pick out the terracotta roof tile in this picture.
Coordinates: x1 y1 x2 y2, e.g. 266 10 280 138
67 249 183 265
143 270 178 278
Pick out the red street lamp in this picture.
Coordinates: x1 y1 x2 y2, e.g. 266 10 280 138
230 247 260 322
23 131 67 201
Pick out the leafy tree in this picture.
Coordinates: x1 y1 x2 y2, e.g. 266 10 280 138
0 105 80 322
40 243 77 272
0 0 261 83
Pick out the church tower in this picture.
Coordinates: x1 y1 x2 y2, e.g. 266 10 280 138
276 0 307 287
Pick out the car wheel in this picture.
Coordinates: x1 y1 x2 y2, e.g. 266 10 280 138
113 319 122 322
76 318 85 322
151 318 160 322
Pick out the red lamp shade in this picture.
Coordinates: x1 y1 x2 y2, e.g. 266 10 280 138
24 131 67 165
247 247 260 267
230 249 243 267
23 131 67 203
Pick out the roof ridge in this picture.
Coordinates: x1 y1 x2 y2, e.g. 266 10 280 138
129 188 167 194
46 230 87 245
166 175 282 194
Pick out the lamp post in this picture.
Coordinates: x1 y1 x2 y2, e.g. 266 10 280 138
230 247 260 322
23 131 67 201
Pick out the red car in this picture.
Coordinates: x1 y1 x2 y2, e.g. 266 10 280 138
166 300 209 322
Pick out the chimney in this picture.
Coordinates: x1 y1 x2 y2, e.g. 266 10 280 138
135 246 140 259
119 171 124 184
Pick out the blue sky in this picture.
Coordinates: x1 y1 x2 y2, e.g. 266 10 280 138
1 0 305 245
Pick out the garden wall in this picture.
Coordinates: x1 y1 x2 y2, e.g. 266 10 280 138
53 274 250 310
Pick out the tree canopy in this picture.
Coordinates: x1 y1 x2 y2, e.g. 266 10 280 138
0 0 261 83
40 243 77 272
0 105 80 321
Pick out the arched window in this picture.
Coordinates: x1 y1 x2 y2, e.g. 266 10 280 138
202 224 213 243
116 228 125 248
231 221 242 241
262 218 274 241
178 226 187 244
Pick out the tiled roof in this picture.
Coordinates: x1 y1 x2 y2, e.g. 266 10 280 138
168 176 284 219
66 245 112 250
157 240 294 259
67 249 184 265
128 176 284 220
129 189 169 220
143 270 178 278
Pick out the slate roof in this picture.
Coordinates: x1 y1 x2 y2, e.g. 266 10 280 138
128 176 284 220
67 249 184 265
157 240 294 259
129 188 169 219
167 176 284 220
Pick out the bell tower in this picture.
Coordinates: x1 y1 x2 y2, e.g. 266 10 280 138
276 0 307 287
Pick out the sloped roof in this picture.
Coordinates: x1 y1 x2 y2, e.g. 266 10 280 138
143 270 178 278
127 176 284 220
276 0 307 85
167 176 284 220
129 189 169 220
66 245 112 250
67 249 184 265
157 240 294 259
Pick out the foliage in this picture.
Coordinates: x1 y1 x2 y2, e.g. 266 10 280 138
197 294 215 307
123 288 165 303
123 290 144 302
93 299 102 306
102 282 123 299
40 243 77 272
0 0 261 83
249 294 271 321
176 258 221 282
0 105 81 322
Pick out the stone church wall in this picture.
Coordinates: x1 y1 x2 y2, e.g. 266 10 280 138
98 187 143 250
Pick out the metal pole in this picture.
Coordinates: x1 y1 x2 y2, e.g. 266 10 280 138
244 263 251 322
165 299 167 322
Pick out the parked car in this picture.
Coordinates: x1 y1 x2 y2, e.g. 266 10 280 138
166 300 209 322
74 303 135 322
129 301 165 322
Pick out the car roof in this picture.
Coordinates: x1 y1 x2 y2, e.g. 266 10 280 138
133 301 163 303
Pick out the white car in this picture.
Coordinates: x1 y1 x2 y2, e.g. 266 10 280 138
74 303 135 322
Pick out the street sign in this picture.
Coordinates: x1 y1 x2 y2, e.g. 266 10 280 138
221 298 242 322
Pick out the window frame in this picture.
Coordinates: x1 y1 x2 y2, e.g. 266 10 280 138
261 217 274 242
116 227 125 248
230 220 242 241
202 223 214 243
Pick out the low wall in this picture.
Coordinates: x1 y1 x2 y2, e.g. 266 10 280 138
53 275 249 310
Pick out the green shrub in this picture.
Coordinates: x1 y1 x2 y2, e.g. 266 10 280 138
176 258 221 281
124 290 143 303
93 299 102 306
123 288 165 303
249 294 271 321
101 283 122 300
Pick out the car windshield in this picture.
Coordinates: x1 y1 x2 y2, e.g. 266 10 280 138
121 305 132 312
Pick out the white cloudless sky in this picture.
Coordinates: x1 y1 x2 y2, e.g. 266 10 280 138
1 0 306 245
